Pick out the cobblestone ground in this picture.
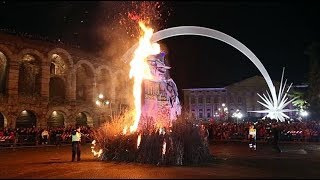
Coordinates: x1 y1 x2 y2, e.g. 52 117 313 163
1 142 320 179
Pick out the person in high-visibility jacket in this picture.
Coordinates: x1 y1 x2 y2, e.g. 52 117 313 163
248 125 257 151
71 126 81 162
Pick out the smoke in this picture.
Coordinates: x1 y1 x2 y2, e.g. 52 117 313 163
92 1 172 108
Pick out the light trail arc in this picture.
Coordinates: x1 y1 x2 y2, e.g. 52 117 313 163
122 26 277 102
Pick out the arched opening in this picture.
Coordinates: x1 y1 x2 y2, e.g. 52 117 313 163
76 112 87 127
47 111 65 128
97 68 112 101
76 111 93 127
0 51 8 95
0 112 7 129
16 110 37 128
50 54 68 76
49 77 66 101
76 64 94 102
18 54 41 96
50 62 56 74
114 74 130 113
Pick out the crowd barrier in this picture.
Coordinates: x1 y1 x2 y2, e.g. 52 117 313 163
210 131 320 143
1 132 320 147
0 134 93 147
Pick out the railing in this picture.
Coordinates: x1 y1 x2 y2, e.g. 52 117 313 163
0 136 15 146
1 132 319 148
209 131 320 143
0 134 93 147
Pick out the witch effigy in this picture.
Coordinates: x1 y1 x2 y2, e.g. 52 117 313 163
140 52 182 130
93 52 213 166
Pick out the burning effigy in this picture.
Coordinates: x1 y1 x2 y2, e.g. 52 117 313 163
91 21 213 166
140 52 181 130
91 2 213 166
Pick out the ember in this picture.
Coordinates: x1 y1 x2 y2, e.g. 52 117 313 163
92 114 213 165
91 3 212 166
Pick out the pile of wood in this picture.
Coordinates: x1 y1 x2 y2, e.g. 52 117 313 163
92 112 214 166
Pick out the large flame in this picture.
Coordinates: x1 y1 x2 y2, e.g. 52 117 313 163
137 134 142 149
129 21 160 132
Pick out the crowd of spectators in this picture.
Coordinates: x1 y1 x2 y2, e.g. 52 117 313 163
207 119 320 142
2 120 320 147
0 126 94 146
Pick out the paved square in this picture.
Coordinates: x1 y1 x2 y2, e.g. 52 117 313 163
1 142 320 179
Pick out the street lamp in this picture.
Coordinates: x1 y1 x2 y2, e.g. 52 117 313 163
96 93 112 119
232 109 243 124
299 110 308 120
217 103 228 121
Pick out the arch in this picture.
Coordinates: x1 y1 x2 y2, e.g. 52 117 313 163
76 112 87 127
49 76 66 101
96 65 113 82
46 107 70 120
122 26 277 103
113 69 129 103
75 108 94 127
74 60 95 77
96 65 113 100
0 112 7 129
18 48 46 64
18 53 41 96
74 60 95 101
0 51 8 94
47 48 74 68
16 110 37 128
75 111 93 127
47 110 65 128
0 44 13 61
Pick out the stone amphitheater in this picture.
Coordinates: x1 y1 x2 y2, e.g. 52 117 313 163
0 32 130 129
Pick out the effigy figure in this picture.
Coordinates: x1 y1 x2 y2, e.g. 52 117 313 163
140 52 182 129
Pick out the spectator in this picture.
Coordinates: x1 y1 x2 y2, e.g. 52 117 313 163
41 129 49 145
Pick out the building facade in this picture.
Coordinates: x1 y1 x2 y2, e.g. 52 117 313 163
183 76 295 121
0 32 130 129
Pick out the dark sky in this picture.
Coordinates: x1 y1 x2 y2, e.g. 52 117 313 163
1 1 319 92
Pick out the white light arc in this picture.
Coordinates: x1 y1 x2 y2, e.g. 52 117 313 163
122 26 295 121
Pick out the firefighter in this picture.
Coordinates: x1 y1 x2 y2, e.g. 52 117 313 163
71 126 81 162
248 125 257 151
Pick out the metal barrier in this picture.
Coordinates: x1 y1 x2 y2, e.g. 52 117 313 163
0 136 15 147
1 132 319 147
15 135 37 146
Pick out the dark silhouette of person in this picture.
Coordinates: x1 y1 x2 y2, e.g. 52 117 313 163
271 123 282 153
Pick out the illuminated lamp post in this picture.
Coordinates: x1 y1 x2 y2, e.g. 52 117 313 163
96 93 112 119
232 109 243 124
218 103 229 121
299 110 308 120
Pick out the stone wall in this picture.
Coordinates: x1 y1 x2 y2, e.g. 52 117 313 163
0 33 130 129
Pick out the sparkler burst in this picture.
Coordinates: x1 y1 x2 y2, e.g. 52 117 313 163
249 68 297 122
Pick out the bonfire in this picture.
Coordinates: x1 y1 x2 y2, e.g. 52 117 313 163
91 21 213 165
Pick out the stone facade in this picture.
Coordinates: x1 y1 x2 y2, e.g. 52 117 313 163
183 76 295 121
0 33 129 129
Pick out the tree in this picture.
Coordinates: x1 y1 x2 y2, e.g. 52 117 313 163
288 90 309 111
306 42 320 119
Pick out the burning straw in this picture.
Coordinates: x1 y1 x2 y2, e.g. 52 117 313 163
92 112 214 166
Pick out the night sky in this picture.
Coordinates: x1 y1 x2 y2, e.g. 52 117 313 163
1 1 319 92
